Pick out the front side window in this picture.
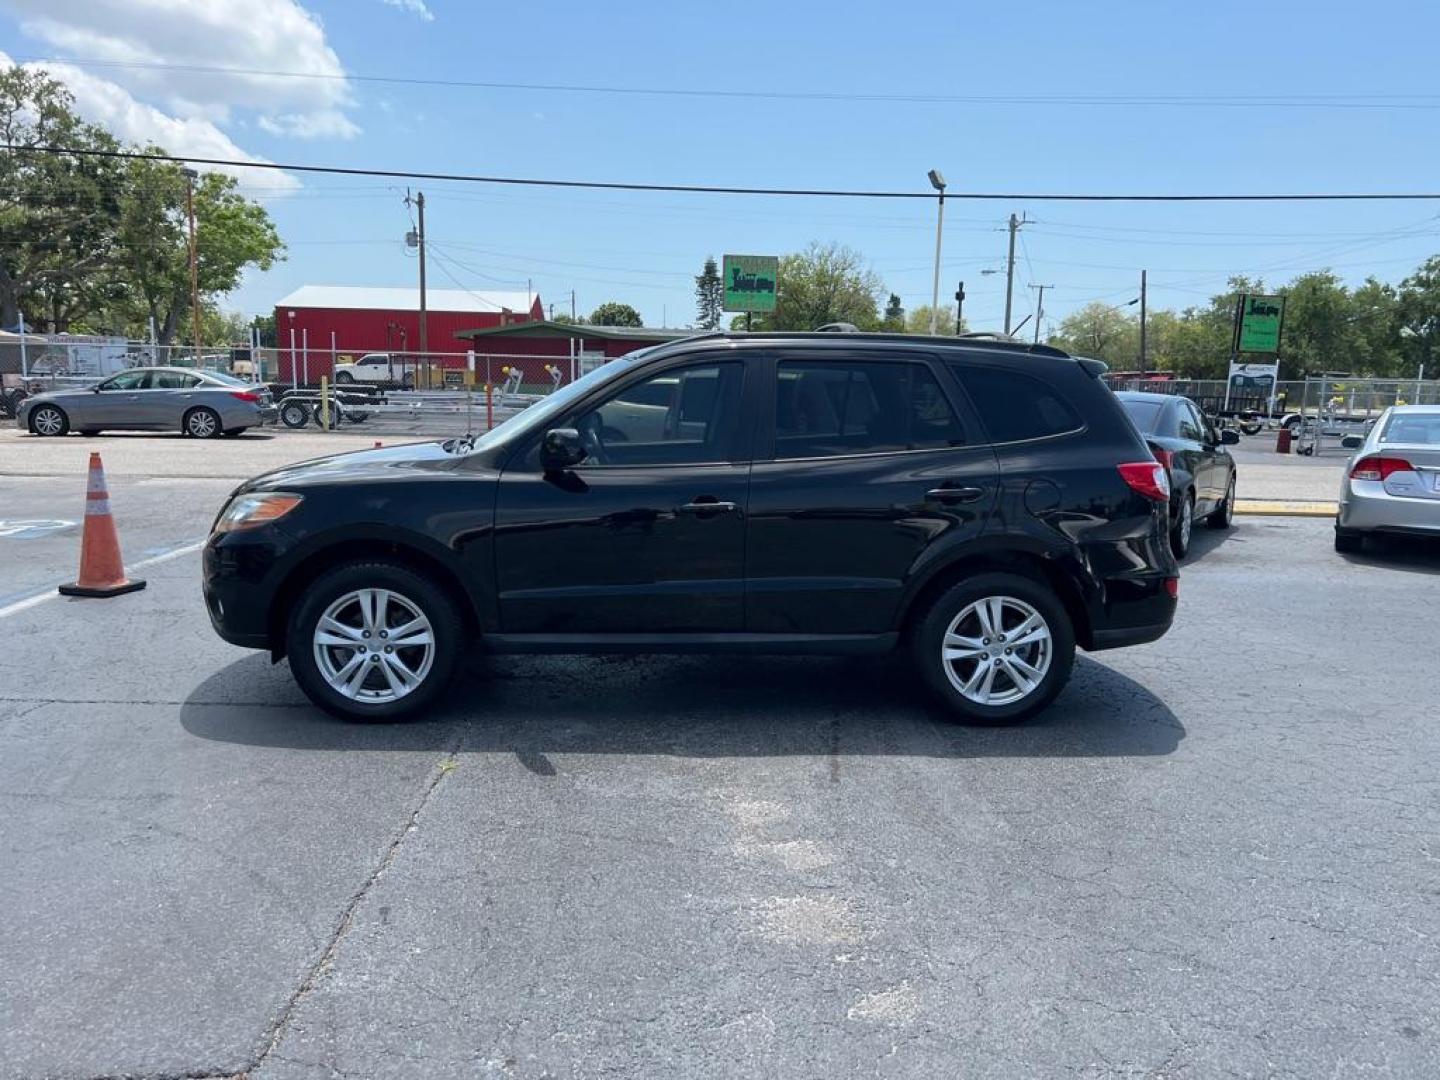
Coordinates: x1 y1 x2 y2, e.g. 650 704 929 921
99 370 151 391
773 360 965 459
950 365 1083 444
1178 402 1206 442
573 362 744 466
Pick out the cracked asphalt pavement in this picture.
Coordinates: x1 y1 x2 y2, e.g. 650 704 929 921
2 434 1438 1078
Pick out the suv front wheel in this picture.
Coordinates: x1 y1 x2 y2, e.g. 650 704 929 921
286 561 463 721
912 572 1075 724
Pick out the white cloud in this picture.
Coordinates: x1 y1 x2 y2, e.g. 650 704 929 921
2 52 301 194
1 0 359 139
381 0 435 21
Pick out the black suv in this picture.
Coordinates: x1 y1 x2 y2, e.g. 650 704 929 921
204 333 1178 723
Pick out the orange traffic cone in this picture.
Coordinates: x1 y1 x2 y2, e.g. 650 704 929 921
58 452 146 598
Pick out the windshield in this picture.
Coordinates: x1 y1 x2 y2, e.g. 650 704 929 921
1379 412 1440 445
1118 397 1165 434
462 351 649 453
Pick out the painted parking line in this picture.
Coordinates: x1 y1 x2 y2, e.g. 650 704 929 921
0 537 207 620
1234 500 1338 517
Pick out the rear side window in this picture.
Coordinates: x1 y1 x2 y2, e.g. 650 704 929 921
950 365 1083 444
774 360 965 459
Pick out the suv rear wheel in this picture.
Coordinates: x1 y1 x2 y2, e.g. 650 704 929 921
912 572 1075 724
286 561 463 721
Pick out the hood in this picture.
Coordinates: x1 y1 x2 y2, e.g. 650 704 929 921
238 439 468 493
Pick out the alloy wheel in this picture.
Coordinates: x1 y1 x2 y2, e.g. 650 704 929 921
187 409 218 438
1179 497 1193 549
940 596 1053 707
33 407 64 436
312 588 435 704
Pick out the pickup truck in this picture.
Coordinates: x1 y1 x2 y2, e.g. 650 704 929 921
332 353 414 389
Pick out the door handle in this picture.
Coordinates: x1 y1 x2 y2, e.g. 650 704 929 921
678 498 737 515
926 485 985 505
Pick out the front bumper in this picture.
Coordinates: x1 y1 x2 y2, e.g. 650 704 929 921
203 530 286 649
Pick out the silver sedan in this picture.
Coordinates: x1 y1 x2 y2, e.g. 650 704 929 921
1335 404 1440 551
17 368 276 438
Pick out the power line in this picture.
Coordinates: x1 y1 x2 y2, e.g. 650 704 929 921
10 145 1440 202
17 56 1440 111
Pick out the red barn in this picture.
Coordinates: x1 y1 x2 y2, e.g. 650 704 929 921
273 285 543 381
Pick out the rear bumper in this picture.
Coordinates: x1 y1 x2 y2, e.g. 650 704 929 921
1338 482 1440 533
1089 620 1172 650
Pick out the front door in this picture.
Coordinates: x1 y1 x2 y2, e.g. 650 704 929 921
494 359 752 634
147 369 203 429
87 368 153 427
746 352 999 635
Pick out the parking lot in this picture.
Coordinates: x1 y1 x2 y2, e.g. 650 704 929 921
3 426 1438 1078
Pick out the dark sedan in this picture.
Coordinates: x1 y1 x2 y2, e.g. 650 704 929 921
1116 391 1239 557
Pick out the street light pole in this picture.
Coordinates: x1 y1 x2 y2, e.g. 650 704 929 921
1138 269 1148 376
927 170 947 335
184 169 201 363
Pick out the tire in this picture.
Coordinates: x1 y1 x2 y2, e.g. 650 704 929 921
334 370 354 384
280 402 311 428
184 406 222 439
1239 421 1262 436
29 404 69 437
1206 474 1235 529
911 572 1076 724
1334 527 1364 554
312 402 344 429
286 561 463 721
1169 490 1195 558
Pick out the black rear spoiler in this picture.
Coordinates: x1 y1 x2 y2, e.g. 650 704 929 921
1077 357 1109 378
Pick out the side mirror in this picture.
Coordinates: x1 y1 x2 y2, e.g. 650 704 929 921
1341 434 1364 449
92 385 103 393
1221 429 1240 445
541 428 587 471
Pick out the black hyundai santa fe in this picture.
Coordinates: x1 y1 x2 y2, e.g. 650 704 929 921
204 333 1178 723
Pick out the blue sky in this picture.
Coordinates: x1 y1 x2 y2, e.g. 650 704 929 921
4 0 1440 335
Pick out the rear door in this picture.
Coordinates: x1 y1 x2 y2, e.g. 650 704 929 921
147 369 203 428
745 350 998 635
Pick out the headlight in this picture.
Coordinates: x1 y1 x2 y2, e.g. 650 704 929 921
213 492 304 533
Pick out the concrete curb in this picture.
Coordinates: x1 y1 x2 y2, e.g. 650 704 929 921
1235 500 1338 518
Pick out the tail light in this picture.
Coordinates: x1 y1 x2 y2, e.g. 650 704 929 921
1350 455 1413 481
1165 577 1180 600
229 390 260 403
1118 461 1170 502
1149 445 1174 474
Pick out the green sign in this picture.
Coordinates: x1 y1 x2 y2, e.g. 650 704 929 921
1236 294 1285 354
722 254 778 313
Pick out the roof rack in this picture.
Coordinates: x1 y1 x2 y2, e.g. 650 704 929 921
702 329 1071 359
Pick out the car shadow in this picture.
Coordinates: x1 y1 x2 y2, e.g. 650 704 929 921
179 651 1185 762
1183 523 1234 562
1338 534 1440 576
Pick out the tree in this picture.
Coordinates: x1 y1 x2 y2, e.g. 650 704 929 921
1048 302 1140 368
905 305 961 336
589 302 643 327
881 293 905 331
765 242 883 331
1396 257 1440 378
110 151 284 343
552 312 584 326
694 256 723 330
0 66 125 331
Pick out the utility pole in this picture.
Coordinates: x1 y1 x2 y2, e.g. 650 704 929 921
1138 269 1148 376
1003 212 1029 336
405 190 428 356
1029 284 1053 344
571 290 577 321
954 280 965 334
184 169 201 363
